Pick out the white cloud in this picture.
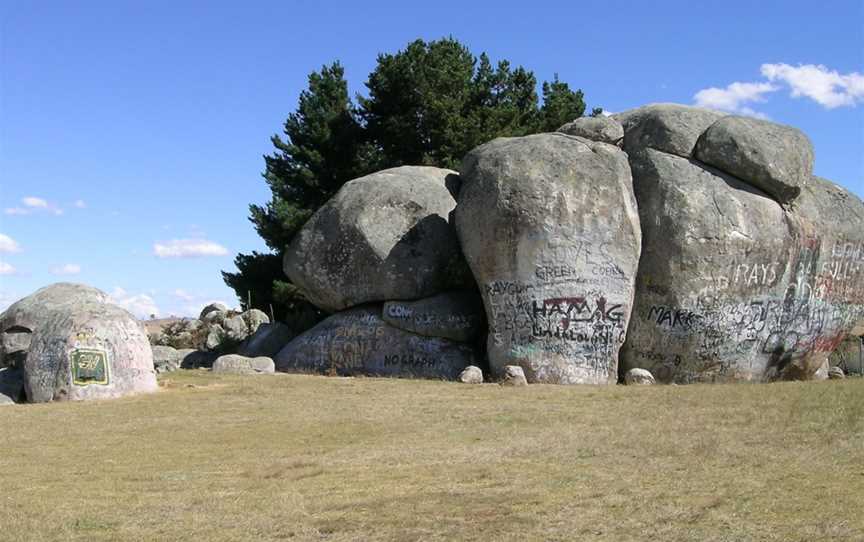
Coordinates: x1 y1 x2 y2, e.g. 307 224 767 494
761 63 864 109
73 199 86 208
109 287 161 319
173 288 195 301
153 239 229 258
22 197 48 208
693 81 778 118
0 261 17 275
6 197 63 216
0 234 21 254
51 263 81 276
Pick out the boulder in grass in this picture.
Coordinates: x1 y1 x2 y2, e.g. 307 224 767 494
459 365 484 384
624 368 655 385
0 283 157 403
500 365 527 387
828 366 845 380
212 354 275 375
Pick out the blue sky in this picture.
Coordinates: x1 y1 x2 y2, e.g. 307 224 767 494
1 0 862 318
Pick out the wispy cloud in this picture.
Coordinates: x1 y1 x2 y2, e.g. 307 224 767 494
51 263 81 276
0 234 21 254
173 288 195 301
694 63 864 118
5 196 63 216
761 63 864 109
153 239 229 258
0 261 17 276
109 287 161 318
73 199 87 209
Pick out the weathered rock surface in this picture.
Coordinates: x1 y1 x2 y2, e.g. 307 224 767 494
200 302 229 320
500 365 527 386
557 116 623 145
179 349 218 369
458 365 484 384
0 366 24 404
618 104 864 383
456 133 641 384
284 166 473 313
829 334 862 375
614 103 725 158
382 290 484 342
212 354 275 374
695 116 813 204
624 368 655 385
0 283 158 402
274 306 476 379
828 366 845 380
238 322 294 358
198 308 270 353
152 345 184 374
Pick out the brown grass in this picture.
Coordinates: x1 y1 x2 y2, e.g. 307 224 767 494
1 372 862 541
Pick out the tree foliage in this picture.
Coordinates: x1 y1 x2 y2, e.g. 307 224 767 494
223 37 598 323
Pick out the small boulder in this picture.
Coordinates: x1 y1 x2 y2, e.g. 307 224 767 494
199 303 229 320
500 365 528 386
624 368 656 385
828 366 845 380
459 365 484 384
151 345 184 374
212 354 275 375
382 290 484 342
695 115 813 204
557 116 624 145
238 322 294 358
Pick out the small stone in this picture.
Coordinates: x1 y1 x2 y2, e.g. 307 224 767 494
500 365 528 386
459 365 484 384
624 368 656 385
828 366 845 380
212 354 275 375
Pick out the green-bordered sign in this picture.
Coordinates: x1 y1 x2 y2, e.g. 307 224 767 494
71 348 110 386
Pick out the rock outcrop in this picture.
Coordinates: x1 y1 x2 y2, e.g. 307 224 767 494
0 283 158 402
618 104 864 383
275 306 476 379
284 166 473 313
455 132 641 384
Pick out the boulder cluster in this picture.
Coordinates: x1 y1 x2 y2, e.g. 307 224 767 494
3 103 862 403
273 103 864 385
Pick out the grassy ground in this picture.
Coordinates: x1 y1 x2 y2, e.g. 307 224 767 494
1 372 862 541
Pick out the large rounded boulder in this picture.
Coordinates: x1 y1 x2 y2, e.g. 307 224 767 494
618 104 864 383
284 166 473 313
0 283 158 402
455 133 641 384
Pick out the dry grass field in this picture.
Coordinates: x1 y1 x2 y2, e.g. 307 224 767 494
1 372 862 541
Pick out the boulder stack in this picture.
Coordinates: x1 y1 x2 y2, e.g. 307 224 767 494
617 104 864 383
